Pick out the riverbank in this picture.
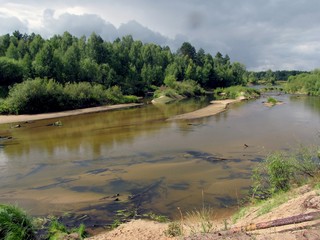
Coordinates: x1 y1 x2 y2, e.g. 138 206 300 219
167 98 243 120
85 184 320 240
0 103 143 124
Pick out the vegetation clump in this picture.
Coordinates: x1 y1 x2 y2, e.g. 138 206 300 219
251 146 320 199
266 97 278 106
0 204 35 240
285 69 320 96
154 77 205 100
0 78 139 114
46 218 86 240
214 85 260 100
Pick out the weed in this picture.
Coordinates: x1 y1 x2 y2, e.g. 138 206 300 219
165 222 182 237
232 206 249 224
47 217 87 239
142 212 169 223
267 97 278 105
186 207 215 234
110 219 122 230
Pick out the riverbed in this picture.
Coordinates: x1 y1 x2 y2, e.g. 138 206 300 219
0 94 319 230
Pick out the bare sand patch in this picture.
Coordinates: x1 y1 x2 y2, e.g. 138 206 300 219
167 99 241 120
85 185 320 240
0 103 143 125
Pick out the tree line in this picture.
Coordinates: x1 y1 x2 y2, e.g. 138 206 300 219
0 31 247 96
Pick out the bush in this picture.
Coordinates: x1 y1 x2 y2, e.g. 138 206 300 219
154 79 205 99
0 204 35 240
214 86 260 100
252 147 320 198
1 78 65 114
285 69 320 96
267 97 278 105
0 79 139 114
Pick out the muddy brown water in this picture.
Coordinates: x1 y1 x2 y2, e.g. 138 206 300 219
0 94 319 230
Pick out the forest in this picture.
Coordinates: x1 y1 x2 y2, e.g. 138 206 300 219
0 31 311 114
0 31 249 114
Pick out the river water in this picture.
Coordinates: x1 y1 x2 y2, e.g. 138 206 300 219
0 94 319 228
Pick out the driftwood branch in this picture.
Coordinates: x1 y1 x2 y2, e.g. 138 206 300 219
224 211 320 234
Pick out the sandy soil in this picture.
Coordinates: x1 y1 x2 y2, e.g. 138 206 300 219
85 185 320 240
0 103 142 124
167 99 240 120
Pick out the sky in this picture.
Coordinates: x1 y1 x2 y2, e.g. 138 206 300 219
0 0 320 71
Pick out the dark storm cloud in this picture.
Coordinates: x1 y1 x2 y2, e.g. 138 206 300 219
1 0 320 70
42 9 118 41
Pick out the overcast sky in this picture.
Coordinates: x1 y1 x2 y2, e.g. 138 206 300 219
0 0 319 71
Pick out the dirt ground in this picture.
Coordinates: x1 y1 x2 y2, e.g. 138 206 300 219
85 185 320 240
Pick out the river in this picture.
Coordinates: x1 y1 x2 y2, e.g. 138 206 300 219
0 93 319 229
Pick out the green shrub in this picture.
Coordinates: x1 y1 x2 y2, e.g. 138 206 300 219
0 79 139 114
0 204 35 240
252 147 320 198
165 222 182 237
154 79 205 99
267 97 278 105
214 86 260 100
285 69 320 96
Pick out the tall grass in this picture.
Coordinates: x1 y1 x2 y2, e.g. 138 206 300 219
0 204 35 240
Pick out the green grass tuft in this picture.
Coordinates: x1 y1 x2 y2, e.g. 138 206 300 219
0 204 35 240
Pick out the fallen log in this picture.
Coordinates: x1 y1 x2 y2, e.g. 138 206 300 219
224 211 320 234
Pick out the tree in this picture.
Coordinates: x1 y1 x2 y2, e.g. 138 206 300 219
62 43 81 82
0 57 24 85
5 42 19 60
265 69 276 85
33 42 54 78
87 32 107 64
177 42 196 61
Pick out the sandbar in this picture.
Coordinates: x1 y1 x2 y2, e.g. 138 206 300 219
167 99 241 120
0 103 143 125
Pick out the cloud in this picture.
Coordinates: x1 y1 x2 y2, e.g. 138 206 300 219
0 15 28 34
118 20 168 45
41 9 118 41
1 0 320 70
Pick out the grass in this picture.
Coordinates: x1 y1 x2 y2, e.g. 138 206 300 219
256 192 290 216
0 204 35 240
232 206 249 224
47 217 87 240
266 97 278 105
165 190 217 237
185 207 215 234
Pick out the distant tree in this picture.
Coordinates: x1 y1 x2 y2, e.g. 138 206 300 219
177 42 196 61
86 32 107 64
5 42 19 60
265 69 276 85
33 42 55 78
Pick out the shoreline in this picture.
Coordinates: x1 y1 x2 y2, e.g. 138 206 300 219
0 103 143 125
167 98 242 121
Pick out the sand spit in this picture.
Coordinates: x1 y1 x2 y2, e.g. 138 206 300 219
0 103 143 125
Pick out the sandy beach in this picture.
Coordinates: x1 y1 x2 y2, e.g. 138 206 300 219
0 103 143 125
